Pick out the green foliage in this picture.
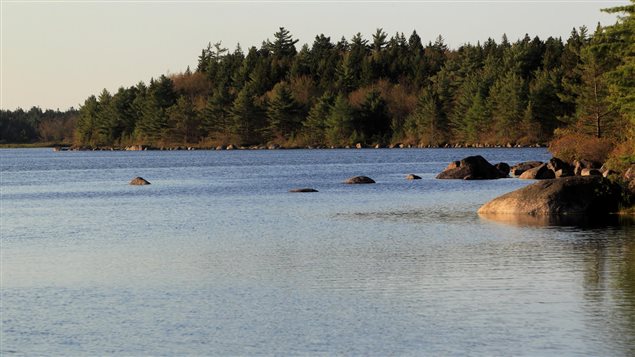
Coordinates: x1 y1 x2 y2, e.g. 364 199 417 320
265 82 301 141
3 19 633 152
303 92 334 145
325 94 354 146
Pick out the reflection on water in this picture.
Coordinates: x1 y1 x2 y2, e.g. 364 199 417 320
479 212 635 228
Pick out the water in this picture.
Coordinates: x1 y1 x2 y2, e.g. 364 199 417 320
2 148 634 356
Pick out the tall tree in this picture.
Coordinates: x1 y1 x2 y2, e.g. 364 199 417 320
265 82 301 141
325 93 354 146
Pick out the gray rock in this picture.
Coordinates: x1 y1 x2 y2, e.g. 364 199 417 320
130 177 151 185
478 176 622 216
344 176 376 184
436 155 507 180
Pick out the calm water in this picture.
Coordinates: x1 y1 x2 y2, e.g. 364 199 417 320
2 148 634 356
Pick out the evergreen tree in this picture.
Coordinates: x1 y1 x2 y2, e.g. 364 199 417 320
303 92 334 145
356 90 390 144
229 84 262 145
488 71 526 141
405 86 446 145
265 82 301 141
167 96 200 144
325 93 354 146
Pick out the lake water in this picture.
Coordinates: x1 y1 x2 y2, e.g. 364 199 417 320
2 148 634 356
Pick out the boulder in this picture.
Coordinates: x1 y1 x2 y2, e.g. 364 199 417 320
510 161 543 177
289 188 318 193
436 155 507 180
344 176 376 184
494 162 510 177
547 157 573 177
580 168 602 176
130 177 151 185
478 176 622 216
573 159 601 176
406 174 422 180
519 163 555 180
355 143 363 149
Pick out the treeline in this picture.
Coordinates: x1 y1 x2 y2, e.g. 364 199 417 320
1 2 633 165
0 107 78 144
73 28 590 147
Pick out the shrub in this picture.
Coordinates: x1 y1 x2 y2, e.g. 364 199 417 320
549 129 615 163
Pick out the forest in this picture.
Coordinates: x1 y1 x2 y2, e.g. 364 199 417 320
1 2 633 168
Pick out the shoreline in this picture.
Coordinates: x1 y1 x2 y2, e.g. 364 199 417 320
1 143 547 151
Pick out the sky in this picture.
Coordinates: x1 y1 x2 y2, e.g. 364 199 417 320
1 0 630 111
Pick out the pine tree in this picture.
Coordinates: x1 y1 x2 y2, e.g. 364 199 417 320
325 93 354 146
229 84 262 145
303 92 334 145
265 82 301 141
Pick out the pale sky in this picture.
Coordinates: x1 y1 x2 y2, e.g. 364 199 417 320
1 0 629 111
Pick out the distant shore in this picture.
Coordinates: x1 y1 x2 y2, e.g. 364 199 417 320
1 142 547 151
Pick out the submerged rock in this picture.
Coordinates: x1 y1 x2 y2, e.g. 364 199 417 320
130 177 151 185
289 188 318 193
344 176 376 184
406 174 422 180
478 176 622 216
436 155 507 180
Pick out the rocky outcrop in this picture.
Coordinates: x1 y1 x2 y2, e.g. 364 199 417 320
289 188 318 193
344 176 376 184
518 163 555 180
510 161 543 177
478 176 622 216
436 155 507 180
130 177 151 185
406 174 422 180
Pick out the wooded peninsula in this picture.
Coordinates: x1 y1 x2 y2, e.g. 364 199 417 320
1 2 633 170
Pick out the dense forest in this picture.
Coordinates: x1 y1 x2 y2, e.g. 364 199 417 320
1 2 633 167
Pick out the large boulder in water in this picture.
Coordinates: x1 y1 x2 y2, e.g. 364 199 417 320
130 177 151 185
478 176 622 216
436 155 507 180
344 176 376 184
